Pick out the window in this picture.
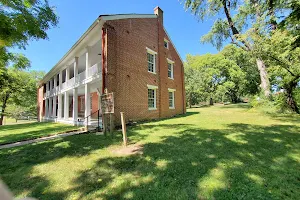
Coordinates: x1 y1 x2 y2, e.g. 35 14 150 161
80 97 84 111
90 95 93 111
168 88 176 109
167 59 174 79
146 47 157 74
164 38 169 49
147 85 158 110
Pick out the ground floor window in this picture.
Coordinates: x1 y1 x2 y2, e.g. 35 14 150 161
168 88 175 109
147 85 158 110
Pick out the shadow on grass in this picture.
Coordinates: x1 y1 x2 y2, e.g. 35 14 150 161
0 133 121 199
0 113 299 199
217 103 252 109
68 123 300 199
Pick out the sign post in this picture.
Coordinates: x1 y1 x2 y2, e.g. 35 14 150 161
120 112 127 146
100 92 114 136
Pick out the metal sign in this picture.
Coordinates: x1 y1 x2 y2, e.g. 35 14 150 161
100 92 114 114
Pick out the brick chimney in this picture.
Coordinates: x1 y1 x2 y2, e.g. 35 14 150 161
154 6 163 24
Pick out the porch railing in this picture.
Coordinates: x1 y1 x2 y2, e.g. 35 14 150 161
88 63 100 78
83 109 102 132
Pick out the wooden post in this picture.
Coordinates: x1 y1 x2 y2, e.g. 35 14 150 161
103 114 107 136
120 112 127 146
109 113 114 136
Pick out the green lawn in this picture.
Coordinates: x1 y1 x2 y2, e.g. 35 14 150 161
0 104 299 199
0 122 79 145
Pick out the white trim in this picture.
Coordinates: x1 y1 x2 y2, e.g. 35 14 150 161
147 85 157 110
168 88 176 92
147 84 158 89
167 58 174 64
147 48 157 74
163 27 184 64
167 59 174 79
101 14 157 21
146 47 157 55
168 90 175 109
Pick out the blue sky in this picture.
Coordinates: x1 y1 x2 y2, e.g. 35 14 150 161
13 0 219 72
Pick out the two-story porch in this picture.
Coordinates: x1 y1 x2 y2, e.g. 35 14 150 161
41 39 103 126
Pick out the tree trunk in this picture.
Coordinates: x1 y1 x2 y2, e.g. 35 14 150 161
256 59 271 98
209 98 214 105
285 82 300 114
0 93 10 126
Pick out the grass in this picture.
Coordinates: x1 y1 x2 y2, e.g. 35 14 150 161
2 117 37 125
0 122 79 145
0 104 299 199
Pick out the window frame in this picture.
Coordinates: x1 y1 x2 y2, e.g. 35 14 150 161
146 47 157 74
80 96 85 112
167 58 174 79
168 88 176 109
147 84 158 110
164 38 169 49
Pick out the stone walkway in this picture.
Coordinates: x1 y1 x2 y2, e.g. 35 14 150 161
0 131 89 150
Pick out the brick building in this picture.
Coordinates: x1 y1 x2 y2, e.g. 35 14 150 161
37 7 186 127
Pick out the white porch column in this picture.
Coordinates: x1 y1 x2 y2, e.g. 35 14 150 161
45 82 49 118
57 71 63 119
85 83 91 123
73 88 78 123
49 97 52 118
52 76 57 118
74 57 78 81
65 65 70 86
45 98 49 118
64 92 69 120
57 94 62 119
59 70 63 90
85 46 91 78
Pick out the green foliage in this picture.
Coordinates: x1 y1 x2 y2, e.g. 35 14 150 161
251 30 300 113
0 0 57 124
0 0 58 88
0 69 45 124
185 50 250 105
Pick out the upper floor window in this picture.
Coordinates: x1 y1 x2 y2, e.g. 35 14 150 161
167 58 174 79
146 47 157 74
164 38 169 49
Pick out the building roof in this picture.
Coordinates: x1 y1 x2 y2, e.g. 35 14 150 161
40 12 183 85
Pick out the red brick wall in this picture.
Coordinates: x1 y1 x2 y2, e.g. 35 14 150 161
104 17 185 123
77 92 99 118
37 86 44 121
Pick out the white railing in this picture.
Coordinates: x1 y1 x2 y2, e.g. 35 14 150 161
45 63 101 96
67 77 75 88
75 71 86 85
87 63 100 78
61 82 66 90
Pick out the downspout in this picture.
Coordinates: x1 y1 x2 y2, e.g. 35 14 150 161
157 17 162 118
181 64 185 114
102 27 106 94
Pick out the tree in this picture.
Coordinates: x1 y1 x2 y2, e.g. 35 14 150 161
252 30 300 113
0 69 44 125
0 0 58 125
183 0 294 98
0 0 58 82
185 53 247 105
221 45 260 95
